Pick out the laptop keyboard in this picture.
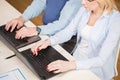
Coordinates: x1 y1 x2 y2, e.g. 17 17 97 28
1 26 28 45
21 48 55 68
20 46 68 79
0 25 41 49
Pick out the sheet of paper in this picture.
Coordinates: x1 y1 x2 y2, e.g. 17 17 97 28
0 68 26 80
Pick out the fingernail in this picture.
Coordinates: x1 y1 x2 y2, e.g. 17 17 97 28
37 47 40 51
46 66 49 72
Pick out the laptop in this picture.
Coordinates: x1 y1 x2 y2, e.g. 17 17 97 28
0 25 41 49
18 46 68 79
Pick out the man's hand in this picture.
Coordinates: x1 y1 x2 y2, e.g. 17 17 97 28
5 16 25 32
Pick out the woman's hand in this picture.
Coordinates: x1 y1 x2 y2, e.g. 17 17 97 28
47 60 76 74
15 27 38 39
5 16 25 32
31 39 51 56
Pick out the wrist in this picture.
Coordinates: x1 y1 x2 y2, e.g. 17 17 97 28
69 61 76 70
18 16 25 23
36 27 41 35
45 39 51 46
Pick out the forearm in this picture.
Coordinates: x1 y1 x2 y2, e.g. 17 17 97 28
22 0 46 21
39 19 69 36
17 16 26 24
50 29 75 45
39 0 81 36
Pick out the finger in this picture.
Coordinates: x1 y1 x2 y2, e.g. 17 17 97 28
17 33 22 39
47 66 58 72
35 46 42 56
20 33 26 39
5 22 12 31
15 31 19 39
32 46 39 56
47 63 59 72
31 41 43 56
46 66 50 72
46 65 60 73
20 35 24 39
11 23 17 32
31 48 35 55
34 49 38 56
15 31 21 39
37 47 41 51
31 47 37 56
17 23 22 29
53 69 61 74
15 29 23 39
48 60 59 67
33 50 37 56
19 27 29 38
31 45 36 54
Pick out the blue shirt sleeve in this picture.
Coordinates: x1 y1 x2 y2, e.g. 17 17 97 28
22 0 46 21
39 0 82 35
50 7 85 45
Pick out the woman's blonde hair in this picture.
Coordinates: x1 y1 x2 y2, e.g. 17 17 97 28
96 0 120 13
114 0 120 12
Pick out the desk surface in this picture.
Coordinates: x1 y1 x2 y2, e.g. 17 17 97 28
0 0 101 80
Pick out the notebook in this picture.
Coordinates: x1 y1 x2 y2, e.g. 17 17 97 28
0 25 41 49
19 46 68 79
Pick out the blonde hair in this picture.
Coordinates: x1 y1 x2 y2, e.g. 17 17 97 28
96 0 119 14
114 0 120 12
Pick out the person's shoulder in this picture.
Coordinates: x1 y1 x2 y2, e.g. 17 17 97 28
77 6 87 14
110 10 120 31
72 7 87 19
111 10 120 22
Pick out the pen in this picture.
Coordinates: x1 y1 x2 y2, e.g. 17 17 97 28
5 54 16 59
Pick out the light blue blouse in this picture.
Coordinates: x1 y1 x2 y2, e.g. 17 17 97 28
22 0 81 35
50 7 120 80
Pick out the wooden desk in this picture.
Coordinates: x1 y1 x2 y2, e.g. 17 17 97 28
0 0 101 80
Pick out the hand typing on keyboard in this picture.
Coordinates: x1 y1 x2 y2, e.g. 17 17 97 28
32 47 41 56
15 27 38 39
31 39 51 56
5 16 25 32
